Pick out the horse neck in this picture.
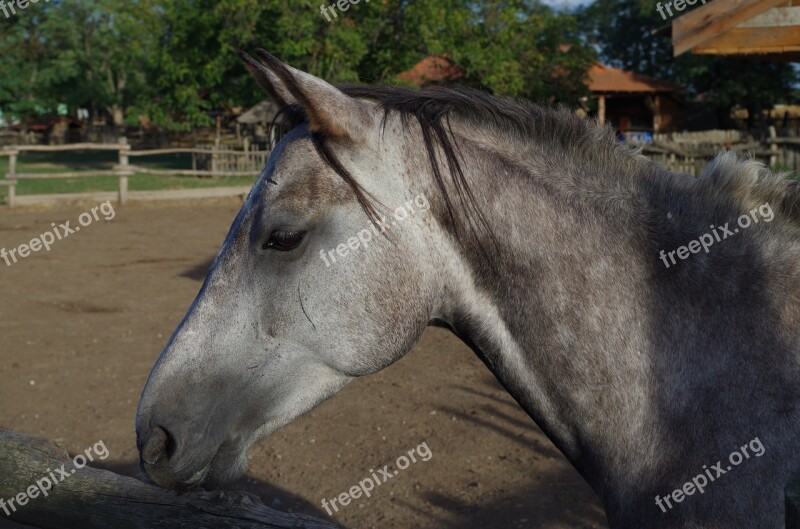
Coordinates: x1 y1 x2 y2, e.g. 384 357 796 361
413 122 800 522
424 125 669 497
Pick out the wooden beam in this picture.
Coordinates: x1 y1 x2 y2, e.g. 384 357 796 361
0 430 338 529
673 0 786 56
691 26 800 55
718 51 800 61
737 6 800 27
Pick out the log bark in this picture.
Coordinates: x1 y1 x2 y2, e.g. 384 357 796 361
0 430 337 529
789 468 800 529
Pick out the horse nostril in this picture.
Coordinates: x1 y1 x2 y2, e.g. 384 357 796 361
142 425 176 465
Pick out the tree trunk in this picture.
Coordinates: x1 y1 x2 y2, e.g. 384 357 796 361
111 105 125 128
0 430 337 529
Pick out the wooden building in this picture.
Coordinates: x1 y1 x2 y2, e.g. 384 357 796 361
587 64 684 137
673 0 800 60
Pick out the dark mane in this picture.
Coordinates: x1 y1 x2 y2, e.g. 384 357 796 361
341 84 639 165
271 84 800 247
271 84 638 249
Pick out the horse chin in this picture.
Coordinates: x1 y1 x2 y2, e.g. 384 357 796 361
150 444 248 491
200 445 249 489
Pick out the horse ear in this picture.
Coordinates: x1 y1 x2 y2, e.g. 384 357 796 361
250 49 373 141
239 50 297 108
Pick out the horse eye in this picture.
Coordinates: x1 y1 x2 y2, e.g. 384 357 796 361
263 230 306 251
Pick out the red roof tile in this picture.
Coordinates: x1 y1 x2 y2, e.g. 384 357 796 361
587 63 681 93
398 56 463 85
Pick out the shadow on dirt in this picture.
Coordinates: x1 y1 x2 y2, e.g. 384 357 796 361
179 256 215 281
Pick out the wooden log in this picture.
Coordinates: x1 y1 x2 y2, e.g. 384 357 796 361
0 430 337 529
789 468 800 529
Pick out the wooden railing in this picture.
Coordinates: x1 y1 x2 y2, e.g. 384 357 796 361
0 137 268 208
639 127 800 177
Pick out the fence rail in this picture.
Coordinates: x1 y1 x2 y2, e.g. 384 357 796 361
640 127 800 177
3 131 799 208
1 137 268 207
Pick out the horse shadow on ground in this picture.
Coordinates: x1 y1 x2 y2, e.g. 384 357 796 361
86 384 605 529
227 375 605 529
410 377 608 529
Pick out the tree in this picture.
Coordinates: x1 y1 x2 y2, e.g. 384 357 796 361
1 0 596 133
0 0 161 133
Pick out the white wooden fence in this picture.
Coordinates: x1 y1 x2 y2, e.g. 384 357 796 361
3 130 799 208
0 137 270 207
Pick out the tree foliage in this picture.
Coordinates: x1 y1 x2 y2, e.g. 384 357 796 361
5 0 794 133
0 0 594 130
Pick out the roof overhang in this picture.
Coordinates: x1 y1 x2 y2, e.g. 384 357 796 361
673 0 800 59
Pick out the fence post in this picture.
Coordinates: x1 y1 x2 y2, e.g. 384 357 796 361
769 126 779 169
118 137 131 206
7 150 18 208
211 138 219 177
118 174 129 206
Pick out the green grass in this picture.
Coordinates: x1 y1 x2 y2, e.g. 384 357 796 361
772 164 800 179
0 151 257 204
1 151 795 205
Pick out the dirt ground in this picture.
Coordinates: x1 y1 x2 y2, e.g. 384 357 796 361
0 198 608 529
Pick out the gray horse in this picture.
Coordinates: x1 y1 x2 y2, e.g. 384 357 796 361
136 50 800 528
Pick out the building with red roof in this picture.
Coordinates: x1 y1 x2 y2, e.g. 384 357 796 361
398 57 685 136
587 63 684 136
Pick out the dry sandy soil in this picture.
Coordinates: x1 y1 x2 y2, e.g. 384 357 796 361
0 198 608 529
